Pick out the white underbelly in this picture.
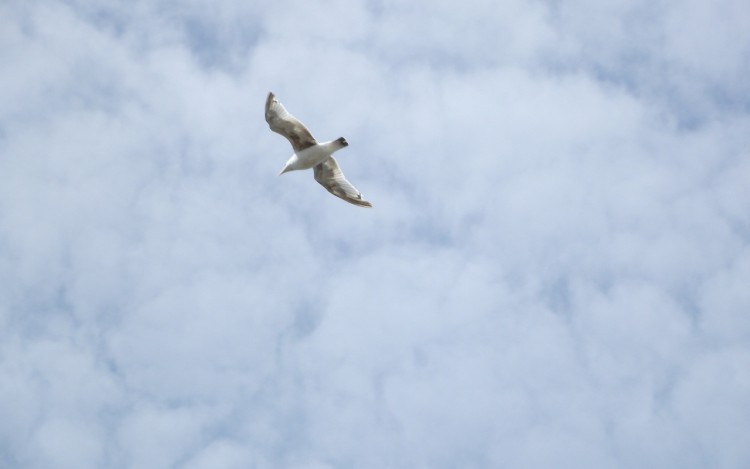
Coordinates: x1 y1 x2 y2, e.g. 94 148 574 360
295 145 331 170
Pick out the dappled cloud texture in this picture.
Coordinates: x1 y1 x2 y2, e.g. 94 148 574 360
1 0 749 467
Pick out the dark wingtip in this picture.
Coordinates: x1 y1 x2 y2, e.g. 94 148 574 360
265 93 277 120
337 137 349 147
353 196 372 208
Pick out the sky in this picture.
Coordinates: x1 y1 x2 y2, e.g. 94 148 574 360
1 0 749 467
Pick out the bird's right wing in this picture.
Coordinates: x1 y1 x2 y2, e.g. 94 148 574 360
314 157 372 208
265 92 317 152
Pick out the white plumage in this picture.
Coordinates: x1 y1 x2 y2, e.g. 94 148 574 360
265 92 372 208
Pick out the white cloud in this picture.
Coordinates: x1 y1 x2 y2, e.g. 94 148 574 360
1 0 749 467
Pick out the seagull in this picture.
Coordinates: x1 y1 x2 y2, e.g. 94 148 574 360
265 92 372 208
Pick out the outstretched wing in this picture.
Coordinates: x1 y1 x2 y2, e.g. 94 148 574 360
265 92 317 152
314 157 372 208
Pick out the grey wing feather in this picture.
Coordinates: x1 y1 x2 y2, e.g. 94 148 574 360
265 92 317 152
314 157 372 208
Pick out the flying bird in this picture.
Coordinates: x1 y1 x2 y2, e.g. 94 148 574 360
264 92 372 208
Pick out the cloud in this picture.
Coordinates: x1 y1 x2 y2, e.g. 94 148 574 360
541 0 750 124
1 0 749 467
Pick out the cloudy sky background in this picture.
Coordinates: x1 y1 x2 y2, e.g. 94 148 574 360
1 0 749 467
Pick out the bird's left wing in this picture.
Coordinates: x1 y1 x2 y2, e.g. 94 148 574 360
265 92 317 152
313 157 372 208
